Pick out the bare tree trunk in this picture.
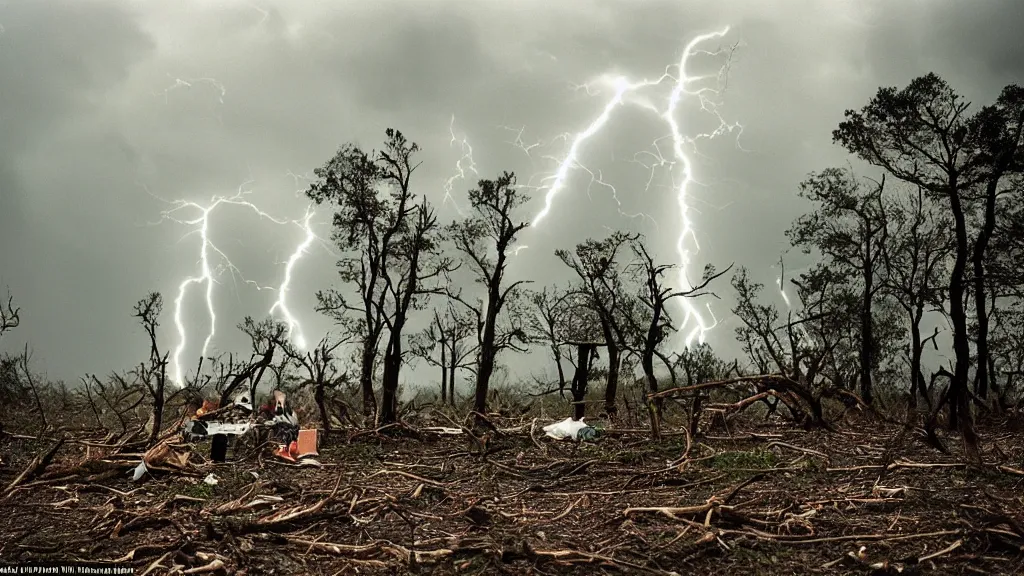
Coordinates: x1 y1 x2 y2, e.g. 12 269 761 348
909 316 924 410
604 344 620 417
641 350 658 396
358 339 378 417
946 188 976 454
859 244 875 404
473 288 500 416
379 348 400 424
474 351 495 415
571 344 594 421
971 182 997 399
641 348 660 440
148 384 164 447
448 348 456 406
439 341 448 404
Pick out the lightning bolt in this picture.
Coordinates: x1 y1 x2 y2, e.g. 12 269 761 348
528 74 664 229
156 75 227 105
665 28 739 347
442 115 477 216
144 26 742 388
269 207 317 351
777 276 794 309
775 261 816 348
150 182 319 385
515 28 741 348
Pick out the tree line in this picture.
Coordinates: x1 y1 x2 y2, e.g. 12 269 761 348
1 73 1021 458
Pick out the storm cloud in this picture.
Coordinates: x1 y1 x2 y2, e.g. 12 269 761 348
1 0 1021 385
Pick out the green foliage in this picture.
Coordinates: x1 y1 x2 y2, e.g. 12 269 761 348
706 448 777 471
832 72 985 193
675 342 729 385
183 482 213 499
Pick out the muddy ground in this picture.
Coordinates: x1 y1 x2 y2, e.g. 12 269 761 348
1 416 1023 575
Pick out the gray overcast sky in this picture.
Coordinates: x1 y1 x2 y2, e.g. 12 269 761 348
1 0 1021 387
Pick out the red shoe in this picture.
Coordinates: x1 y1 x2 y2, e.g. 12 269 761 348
288 441 299 456
274 445 297 462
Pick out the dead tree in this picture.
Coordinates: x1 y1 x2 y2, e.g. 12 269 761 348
215 317 285 407
380 195 454 424
0 290 20 411
307 130 410 418
526 286 574 397
787 168 888 404
556 232 637 418
81 372 146 434
624 236 731 437
0 288 18 338
410 305 476 404
16 347 47 430
447 172 531 416
281 334 346 434
881 185 952 409
131 293 170 446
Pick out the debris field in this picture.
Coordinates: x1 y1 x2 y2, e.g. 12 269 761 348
2 416 1023 575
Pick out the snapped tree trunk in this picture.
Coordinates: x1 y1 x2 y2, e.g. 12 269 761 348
148 385 164 447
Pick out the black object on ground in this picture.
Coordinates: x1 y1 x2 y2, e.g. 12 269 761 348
210 434 227 462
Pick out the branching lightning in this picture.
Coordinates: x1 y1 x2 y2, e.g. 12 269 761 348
442 115 477 216
664 28 738 346
157 75 228 105
269 208 317 351
528 74 661 229
775 259 816 347
151 183 320 385
149 71 327 383
512 27 742 348
147 24 744 387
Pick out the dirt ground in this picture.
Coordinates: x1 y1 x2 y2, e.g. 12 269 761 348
1 415 1023 575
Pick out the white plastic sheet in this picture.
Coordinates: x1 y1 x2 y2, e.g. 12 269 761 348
129 461 148 482
542 417 589 440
